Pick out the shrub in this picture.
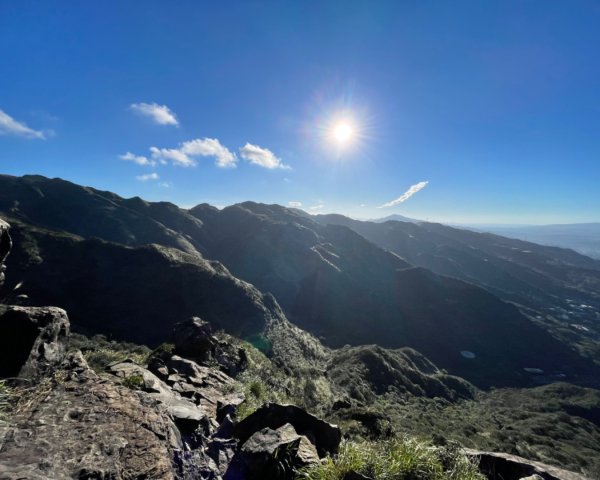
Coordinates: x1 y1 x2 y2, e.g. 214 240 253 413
123 374 145 390
298 437 484 480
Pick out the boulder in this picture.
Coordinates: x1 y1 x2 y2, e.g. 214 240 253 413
173 317 248 376
466 449 588 480
240 423 319 479
234 403 342 457
174 317 218 363
0 305 69 380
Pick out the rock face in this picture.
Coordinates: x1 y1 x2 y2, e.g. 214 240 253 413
234 403 342 458
0 305 69 380
0 353 180 480
466 449 588 480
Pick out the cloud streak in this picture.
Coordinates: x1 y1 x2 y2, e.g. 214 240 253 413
288 201 302 208
378 181 429 208
240 143 288 169
119 152 156 166
130 102 179 126
136 172 159 181
0 109 48 139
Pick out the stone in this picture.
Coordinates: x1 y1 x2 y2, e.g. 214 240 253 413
0 353 181 479
149 354 244 420
174 317 218 363
234 403 342 457
107 360 210 438
240 423 319 479
172 317 248 376
465 449 588 480
0 305 69 380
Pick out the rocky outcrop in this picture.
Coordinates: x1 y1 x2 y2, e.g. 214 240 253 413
172 317 248 376
0 352 181 480
234 403 342 457
0 305 69 381
466 449 589 480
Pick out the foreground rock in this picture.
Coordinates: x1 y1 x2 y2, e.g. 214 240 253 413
234 403 342 458
0 353 180 480
466 449 588 480
240 423 319 478
0 305 69 380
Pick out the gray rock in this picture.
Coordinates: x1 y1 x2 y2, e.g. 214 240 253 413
150 354 244 419
234 403 342 457
0 305 69 380
465 449 588 480
173 317 248 376
108 360 210 437
240 423 319 479
174 317 218 363
0 353 181 480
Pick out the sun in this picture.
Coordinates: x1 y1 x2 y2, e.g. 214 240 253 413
333 122 354 144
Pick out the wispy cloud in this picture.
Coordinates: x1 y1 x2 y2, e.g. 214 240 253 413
136 172 159 182
378 181 429 208
288 201 302 208
150 146 195 167
181 138 237 168
309 203 325 211
158 181 172 188
130 102 179 126
119 152 156 166
240 143 289 169
0 109 48 139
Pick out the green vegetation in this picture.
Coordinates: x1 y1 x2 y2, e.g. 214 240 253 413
123 374 145 390
298 438 484 480
69 333 152 372
341 383 600 475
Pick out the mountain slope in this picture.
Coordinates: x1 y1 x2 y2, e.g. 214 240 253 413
190 202 598 387
0 174 208 255
313 214 600 365
2 174 598 388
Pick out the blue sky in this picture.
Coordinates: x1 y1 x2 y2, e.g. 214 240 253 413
1 1 599 224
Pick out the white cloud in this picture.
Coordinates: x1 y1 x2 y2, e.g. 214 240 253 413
130 102 179 126
240 143 289 169
288 201 302 208
136 172 160 182
158 181 172 188
119 151 156 166
378 181 429 208
0 109 47 139
181 138 237 168
309 203 325 211
150 146 195 167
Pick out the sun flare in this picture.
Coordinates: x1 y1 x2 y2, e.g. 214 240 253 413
333 122 354 144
